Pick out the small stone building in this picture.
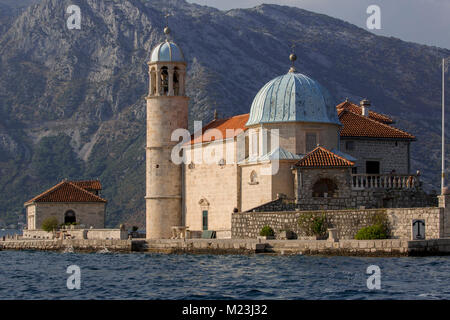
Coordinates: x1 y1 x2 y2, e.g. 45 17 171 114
24 180 107 230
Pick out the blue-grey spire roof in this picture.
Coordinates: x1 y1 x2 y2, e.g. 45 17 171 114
246 72 341 126
150 40 185 63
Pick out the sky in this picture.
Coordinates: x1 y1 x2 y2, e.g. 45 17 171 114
188 0 450 50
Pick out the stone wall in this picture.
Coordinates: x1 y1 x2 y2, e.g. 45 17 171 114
340 139 410 174
295 189 437 211
293 167 436 211
0 239 132 252
232 207 445 240
22 229 128 240
296 168 353 200
240 162 274 212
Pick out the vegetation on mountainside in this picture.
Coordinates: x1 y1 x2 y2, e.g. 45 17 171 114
0 0 449 228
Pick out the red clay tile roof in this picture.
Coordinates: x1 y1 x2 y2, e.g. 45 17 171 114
24 180 107 205
71 180 102 190
188 113 249 145
339 110 415 140
336 100 393 124
296 146 355 168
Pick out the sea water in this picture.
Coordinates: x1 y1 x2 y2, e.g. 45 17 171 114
0 250 449 300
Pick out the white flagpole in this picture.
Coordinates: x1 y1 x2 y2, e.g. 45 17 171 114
442 58 446 194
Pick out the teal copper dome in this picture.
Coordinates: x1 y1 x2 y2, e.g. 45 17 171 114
246 72 341 126
150 40 185 63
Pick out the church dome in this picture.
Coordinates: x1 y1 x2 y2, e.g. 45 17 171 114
150 40 185 63
246 72 341 126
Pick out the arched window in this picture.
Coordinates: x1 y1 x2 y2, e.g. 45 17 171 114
160 66 169 95
173 67 180 96
64 210 76 224
312 179 337 198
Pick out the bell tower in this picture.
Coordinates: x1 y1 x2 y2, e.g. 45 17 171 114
146 23 188 239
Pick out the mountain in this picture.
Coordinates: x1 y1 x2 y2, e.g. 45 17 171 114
0 0 449 227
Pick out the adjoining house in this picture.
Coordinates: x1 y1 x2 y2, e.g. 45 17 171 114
24 180 106 230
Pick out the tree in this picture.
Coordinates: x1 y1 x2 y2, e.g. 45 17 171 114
41 217 59 232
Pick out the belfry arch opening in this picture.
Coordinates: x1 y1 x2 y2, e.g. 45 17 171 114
173 67 180 96
160 66 169 95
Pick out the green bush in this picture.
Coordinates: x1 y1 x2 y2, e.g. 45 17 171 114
260 226 275 237
355 224 388 240
41 217 59 232
298 213 328 238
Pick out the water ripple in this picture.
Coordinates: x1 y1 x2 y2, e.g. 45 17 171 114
1 251 450 299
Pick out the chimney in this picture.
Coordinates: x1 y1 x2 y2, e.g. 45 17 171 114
360 99 371 117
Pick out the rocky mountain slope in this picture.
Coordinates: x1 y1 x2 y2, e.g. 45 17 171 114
0 0 449 227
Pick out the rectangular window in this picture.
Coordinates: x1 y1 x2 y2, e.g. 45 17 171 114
352 167 358 174
366 161 380 174
306 133 317 153
345 141 355 151
202 210 208 231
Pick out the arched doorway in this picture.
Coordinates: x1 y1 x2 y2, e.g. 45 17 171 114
312 178 338 198
64 210 76 224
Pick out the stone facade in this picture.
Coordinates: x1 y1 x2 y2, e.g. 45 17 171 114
232 205 446 240
183 135 299 237
295 167 352 200
25 202 105 230
340 139 410 174
183 139 239 234
292 166 436 211
146 60 188 239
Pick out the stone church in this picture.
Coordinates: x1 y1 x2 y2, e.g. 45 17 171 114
145 26 428 239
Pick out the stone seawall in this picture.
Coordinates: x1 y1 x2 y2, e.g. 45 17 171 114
232 207 444 240
2 238 450 256
0 239 132 252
